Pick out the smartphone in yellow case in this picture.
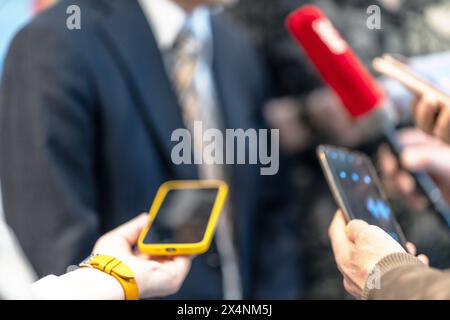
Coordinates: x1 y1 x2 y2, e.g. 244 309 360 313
138 180 228 255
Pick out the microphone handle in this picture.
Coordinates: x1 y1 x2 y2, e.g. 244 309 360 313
384 127 450 227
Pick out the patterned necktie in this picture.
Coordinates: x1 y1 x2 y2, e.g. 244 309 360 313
168 25 243 300
170 27 202 130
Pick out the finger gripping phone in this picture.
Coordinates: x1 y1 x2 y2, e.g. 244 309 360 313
138 180 228 255
317 145 407 248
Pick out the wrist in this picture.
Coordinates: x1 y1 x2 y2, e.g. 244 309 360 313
31 268 125 300
79 254 139 300
72 268 125 300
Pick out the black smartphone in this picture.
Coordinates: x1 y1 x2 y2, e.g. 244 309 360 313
317 145 407 249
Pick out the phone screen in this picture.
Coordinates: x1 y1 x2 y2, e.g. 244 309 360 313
321 147 407 247
142 188 219 244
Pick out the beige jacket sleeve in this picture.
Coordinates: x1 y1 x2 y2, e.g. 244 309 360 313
363 252 450 300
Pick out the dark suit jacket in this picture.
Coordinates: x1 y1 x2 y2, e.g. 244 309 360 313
0 0 301 299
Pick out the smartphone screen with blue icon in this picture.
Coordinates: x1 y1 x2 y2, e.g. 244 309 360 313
317 145 407 249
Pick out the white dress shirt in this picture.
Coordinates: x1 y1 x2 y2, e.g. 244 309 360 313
139 0 219 124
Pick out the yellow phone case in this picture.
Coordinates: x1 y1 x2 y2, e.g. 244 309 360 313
138 180 228 255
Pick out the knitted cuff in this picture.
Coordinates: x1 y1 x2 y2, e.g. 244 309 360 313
361 252 425 300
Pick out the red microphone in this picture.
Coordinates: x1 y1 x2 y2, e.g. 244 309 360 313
286 5 384 118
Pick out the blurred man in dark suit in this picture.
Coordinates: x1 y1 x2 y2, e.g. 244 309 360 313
0 0 300 299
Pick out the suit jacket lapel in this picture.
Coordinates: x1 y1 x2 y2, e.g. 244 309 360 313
98 0 197 179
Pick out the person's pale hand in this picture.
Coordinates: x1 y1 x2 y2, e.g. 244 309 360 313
378 128 450 210
399 128 450 202
328 210 428 299
93 214 192 299
306 87 366 147
264 96 312 153
378 142 428 211
412 94 450 144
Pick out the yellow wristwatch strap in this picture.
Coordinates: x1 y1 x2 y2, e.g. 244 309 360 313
80 254 139 300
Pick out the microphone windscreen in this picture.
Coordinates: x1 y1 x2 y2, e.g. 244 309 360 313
286 5 384 118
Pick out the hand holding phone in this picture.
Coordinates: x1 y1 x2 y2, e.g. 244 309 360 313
373 55 450 227
373 54 450 104
374 54 450 143
317 145 408 249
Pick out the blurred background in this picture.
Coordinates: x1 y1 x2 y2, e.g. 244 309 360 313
2 0 450 299
228 0 450 299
